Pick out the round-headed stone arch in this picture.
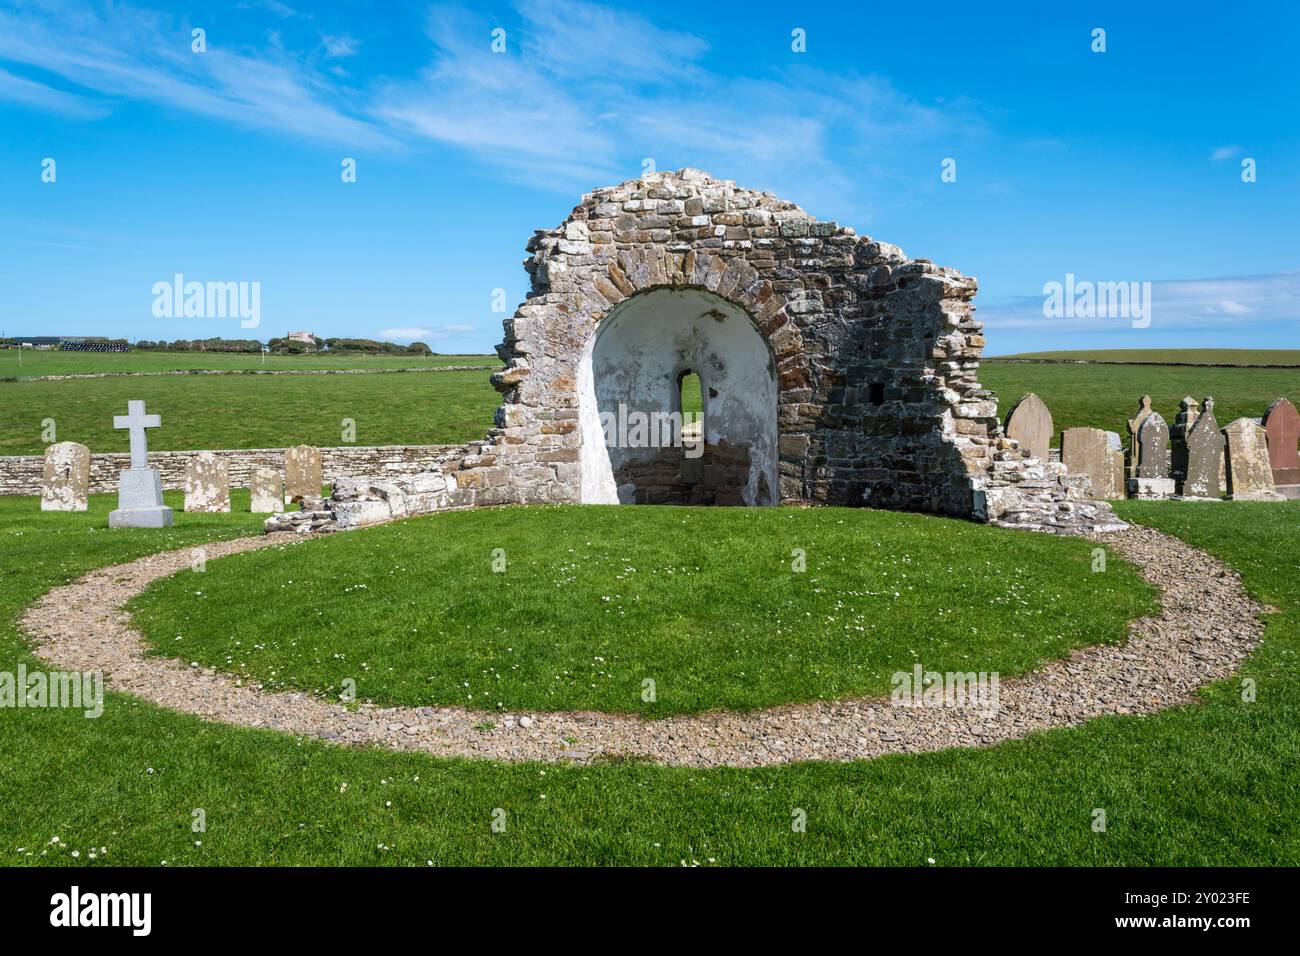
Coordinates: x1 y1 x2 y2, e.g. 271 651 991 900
482 168 1005 519
578 286 779 506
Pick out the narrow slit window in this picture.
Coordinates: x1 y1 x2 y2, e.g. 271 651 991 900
869 383 886 405
677 370 703 444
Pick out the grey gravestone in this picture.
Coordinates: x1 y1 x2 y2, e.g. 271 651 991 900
1004 393 1053 462
1223 418 1284 500
284 444 323 502
1130 412 1174 498
1102 431 1126 499
1179 397 1225 499
108 400 174 528
1171 396 1200 483
250 467 284 513
1061 427 1122 499
184 451 231 512
1126 395 1153 480
1262 397 1300 497
41 441 90 512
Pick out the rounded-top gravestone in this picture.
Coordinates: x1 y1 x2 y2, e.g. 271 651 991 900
1262 398 1300 493
1004 393 1053 463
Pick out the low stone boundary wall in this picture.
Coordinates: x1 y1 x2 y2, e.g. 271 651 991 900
0 445 459 496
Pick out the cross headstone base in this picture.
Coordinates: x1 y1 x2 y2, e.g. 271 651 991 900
1128 477 1175 500
108 468 174 528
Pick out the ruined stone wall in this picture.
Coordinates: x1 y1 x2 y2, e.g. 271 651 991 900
264 169 1121 536
468 167 998 518
0 444 460 496
615 441 753 506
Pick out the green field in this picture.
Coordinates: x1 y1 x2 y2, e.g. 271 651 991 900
1 494 1297 865
130 505 1151 716
0 349 498 379
994 349 1300 367
981 362 1298 448
0 369 500 455
2 349 1294 457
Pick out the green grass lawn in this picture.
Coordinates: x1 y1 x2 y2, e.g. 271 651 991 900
5 350 1293 457
0 350 499 379
993 349 1300 367
129 505 1153 716
980 361 1298 448
0 495 1297 864
0 369 501 455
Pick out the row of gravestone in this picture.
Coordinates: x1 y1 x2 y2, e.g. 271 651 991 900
40 399 326 521
1005 393 1300 502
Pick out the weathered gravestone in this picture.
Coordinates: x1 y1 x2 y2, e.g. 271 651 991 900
184 451 231 512
284 444 323 503
1171 396 1200 484
1262 398 1300 498
249 467 284 513
1178 397 1224 499
107 400 173 528
1131 412 1174 498
1004 393 1053 462
1060 427 1123 499
40 441 90 512
1126 395 1154 480
1222 418 1284 501
1102 431 1126 499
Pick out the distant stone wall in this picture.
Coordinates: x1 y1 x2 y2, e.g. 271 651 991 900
0 445 458 496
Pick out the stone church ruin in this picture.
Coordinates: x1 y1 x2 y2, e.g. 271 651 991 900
270 169 1121 535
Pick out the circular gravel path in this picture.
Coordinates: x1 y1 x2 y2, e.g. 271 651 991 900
21 524 1268 768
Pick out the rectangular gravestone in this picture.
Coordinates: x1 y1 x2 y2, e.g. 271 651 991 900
1061 427 1122 499
1102 431 1126 499
284 444 323 503
1223 418 1284 500
250 466 285 513
184 451 231 512
1178 397 1224 499
1263 398 1300 498
41 441 90 512
107 400 174 528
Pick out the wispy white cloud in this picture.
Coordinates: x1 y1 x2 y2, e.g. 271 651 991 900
514 0 708 83
374 1 974 203
0 0 393 147
1209 144 1241 161
378 327 433 341
0 0 977 207
321 33 359 58
979 270 1300 333
0 64 107 117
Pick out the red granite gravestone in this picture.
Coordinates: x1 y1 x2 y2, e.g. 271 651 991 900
1263 398 1300 490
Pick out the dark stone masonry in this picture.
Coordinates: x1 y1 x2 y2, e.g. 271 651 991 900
268 169 1123 535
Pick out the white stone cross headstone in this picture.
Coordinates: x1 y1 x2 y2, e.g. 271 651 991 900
108 399 173 528
113 399 162 469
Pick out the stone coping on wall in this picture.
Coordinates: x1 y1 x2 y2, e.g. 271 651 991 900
0 444 462 496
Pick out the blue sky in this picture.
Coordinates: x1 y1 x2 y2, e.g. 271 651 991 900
0 0 1296 354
